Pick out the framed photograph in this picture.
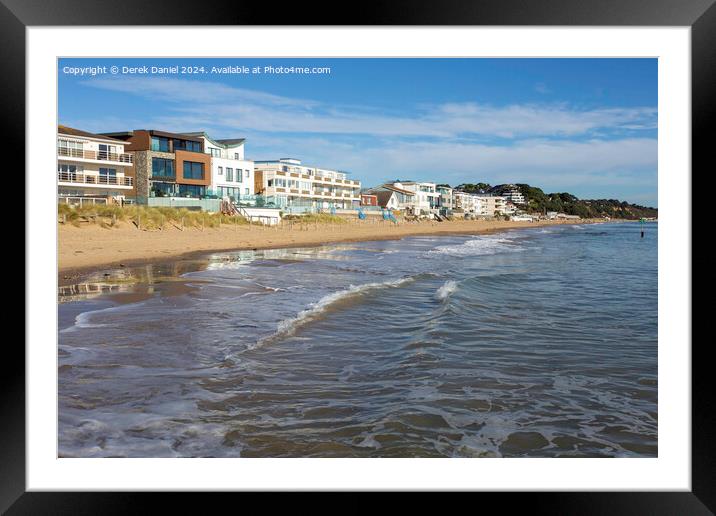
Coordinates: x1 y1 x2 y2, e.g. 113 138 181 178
8 0 709 509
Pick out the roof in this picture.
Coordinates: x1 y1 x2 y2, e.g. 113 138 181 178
101 129 203 142
374 190 396 208
378 184 416 196
58 125 126 144
215 138 246 147
183 132 246 148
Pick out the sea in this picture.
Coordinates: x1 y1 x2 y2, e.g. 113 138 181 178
58 221 658 457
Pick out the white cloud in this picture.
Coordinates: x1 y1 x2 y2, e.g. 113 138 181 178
82 76 657 139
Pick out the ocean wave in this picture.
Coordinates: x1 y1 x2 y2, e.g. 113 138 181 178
253 276 419 348
59 305 124 334
430 235 523 257
435 280 459 301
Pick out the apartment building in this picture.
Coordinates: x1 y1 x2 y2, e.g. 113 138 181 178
103 129 211 204
436 185 453 213
184 132 254 202
475 194 507 216
57 125 134 203
253 158 361 209
494 184 526 205
453 191 484 215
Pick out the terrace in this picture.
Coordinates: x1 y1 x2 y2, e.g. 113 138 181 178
58 171 133 188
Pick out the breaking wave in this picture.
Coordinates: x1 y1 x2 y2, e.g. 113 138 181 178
430 234 523 257
253 276 420 348
435 280 459 301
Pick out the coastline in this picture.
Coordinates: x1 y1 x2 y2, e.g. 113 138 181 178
58 217 612 281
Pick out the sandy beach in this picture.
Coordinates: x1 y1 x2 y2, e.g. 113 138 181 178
58 217 606 277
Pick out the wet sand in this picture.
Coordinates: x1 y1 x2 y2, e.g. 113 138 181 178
58 217 605 278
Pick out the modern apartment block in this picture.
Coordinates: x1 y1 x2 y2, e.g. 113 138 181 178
253 158 361 209
493 184 526 205
436 185 453 213
57 125 134 203
475 194 507 216
453 191 484 215
184 132 255 202
103 130 211 204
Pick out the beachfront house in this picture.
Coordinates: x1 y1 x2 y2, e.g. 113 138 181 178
365 183 416 212
57 125 134 206
392 181 440 215
360 194 378 207
253 158 361 212
102 129 211 206
184 132 255 203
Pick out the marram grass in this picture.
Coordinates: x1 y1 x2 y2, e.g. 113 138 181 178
57 204 249 230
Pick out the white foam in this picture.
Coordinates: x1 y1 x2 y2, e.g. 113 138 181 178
59 305 119 333
253 276 417 348
430 234 522 257
435 280 459 301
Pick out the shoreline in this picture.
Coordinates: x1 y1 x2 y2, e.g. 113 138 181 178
58 217 616 282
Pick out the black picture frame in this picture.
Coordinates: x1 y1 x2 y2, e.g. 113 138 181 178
6 0 709 510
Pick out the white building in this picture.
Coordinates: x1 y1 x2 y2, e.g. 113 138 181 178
389 181 439 215
366 184 417 211
436 185 453 213
254 158 361 210
57 125 134 204
452 191 487 215
185 132 254 202
498 185 526 205
474 194 507 216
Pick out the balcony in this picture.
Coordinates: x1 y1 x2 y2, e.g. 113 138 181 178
58 171 133 188
58 147 133 164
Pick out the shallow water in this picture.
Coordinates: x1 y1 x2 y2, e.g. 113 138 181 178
58 222 657 457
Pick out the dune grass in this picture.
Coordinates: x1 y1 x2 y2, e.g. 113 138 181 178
281 213 348 224
58 204 249 230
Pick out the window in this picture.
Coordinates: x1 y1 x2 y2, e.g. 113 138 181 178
174 139 202 153
183 161 204 180
58 164 83 173
99 167 117 184
151 158 175 178
236 169 243 182
151 137 170 152
234 153 239 160
226 167 233 181
245 188 250 195
245 170 250 178
151 181 177 197
98 144 117 160
218 166 223 175
211 148 222 158
177 184 206 198
58 139 83 158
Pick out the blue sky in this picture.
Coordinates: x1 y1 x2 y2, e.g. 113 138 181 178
58 58 658 207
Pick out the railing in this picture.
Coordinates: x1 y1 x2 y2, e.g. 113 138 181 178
58 196 108 207
58 147 133 163
58 171 133 186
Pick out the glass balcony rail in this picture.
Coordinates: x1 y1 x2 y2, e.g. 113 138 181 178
58 171 133 186
58 147 133 163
